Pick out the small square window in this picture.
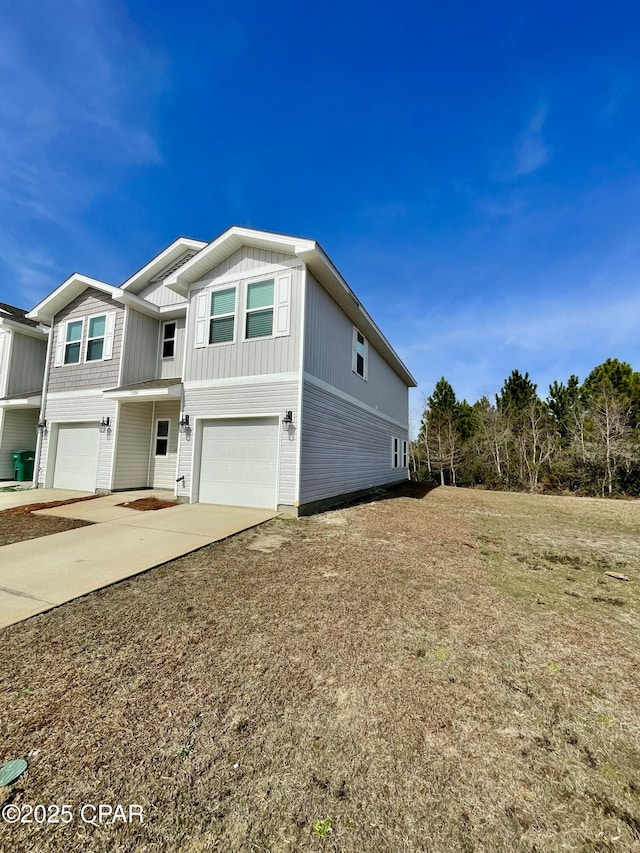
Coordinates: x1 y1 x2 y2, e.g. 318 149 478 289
162 322 176 359
64 320 83 365
155 419 170 456
246 280 274 339
209 288 236 344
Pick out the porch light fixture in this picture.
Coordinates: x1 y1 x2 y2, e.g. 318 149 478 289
99 416 110 433
179 413 190 433
282 410 293 430
37 418 47 431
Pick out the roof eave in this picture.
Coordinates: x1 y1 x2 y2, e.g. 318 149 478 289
120 237 208 293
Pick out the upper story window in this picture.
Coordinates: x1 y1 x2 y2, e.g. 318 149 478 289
246 280 274 339
86 315 106 361
162 321 176 358
352 326 368 380
209 287 236 344
64 320 83 364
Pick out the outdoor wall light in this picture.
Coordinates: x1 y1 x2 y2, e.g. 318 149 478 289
282 410 293 430
99 416 110 433
179 413 190 432
37 419 47 431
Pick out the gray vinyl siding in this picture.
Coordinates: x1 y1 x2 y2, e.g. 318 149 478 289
177 379 299 505
120 308 159 386
158 317 185 379
149 399 179 488
39 394 117 489
48 289 124 393
137 281 188 308
112 401 153 490
6 331 47 397
299 381 408 505
184 250 303 382
304 273 408 422
0 408 38 478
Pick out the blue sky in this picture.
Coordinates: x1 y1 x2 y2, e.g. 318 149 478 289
1 0 639 424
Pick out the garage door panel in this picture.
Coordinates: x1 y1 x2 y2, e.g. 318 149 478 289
199 417 278 509
53 423 99 491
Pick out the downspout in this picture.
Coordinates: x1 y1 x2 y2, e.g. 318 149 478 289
32 325 53 489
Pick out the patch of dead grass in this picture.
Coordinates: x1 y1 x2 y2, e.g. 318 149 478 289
116 497 178 512
0 486 638 851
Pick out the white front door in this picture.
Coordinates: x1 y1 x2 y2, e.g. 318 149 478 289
53 423 99 491
198 417 279 508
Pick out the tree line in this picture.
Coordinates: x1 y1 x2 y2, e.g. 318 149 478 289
414 359 640 497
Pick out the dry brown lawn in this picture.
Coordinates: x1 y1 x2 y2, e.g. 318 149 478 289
0 495 99 545
0 485 639 852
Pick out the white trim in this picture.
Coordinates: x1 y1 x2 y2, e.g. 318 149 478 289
392 436 399 468
0 395 42 408
83 311 108 363
147 401 156 486
103 384 182 401
161 319 177 359
0 318 48 339
117 306 130 387
208 284 237 346
183 372 299 390
63 317 85 365
33 316 55 488
243 277 276 342
47 389 106 400
303 372 409 431
0 329 11 397
294 265 307 507
154 417 171 457
120 238 207 292
352 325 368 381
108 400 121 490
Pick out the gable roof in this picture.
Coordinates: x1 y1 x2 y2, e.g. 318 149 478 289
26 274 163 325
0 301 48 338
120 237 207 294
165 226 417 388
0 302 39 328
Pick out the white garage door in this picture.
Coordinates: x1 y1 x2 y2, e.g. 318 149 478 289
199 417 279 508
53 423 99 491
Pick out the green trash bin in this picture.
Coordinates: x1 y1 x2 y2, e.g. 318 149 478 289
11 450 35 482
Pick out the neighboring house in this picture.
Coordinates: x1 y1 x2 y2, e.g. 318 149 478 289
27 227 416 513
0 303 49 480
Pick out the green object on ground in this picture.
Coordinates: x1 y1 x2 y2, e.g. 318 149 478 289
11 451 35 482
0 758 28 786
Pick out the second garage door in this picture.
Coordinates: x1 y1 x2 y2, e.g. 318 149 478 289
199 417 279 509
53 423 100 491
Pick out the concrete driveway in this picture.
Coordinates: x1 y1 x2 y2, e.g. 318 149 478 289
0 490 277 629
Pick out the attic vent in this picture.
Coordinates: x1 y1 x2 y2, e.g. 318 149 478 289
150 251 198 283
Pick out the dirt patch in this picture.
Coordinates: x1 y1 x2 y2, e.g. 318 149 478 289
116 497 179 512
0 496 98 545
0 487 638 851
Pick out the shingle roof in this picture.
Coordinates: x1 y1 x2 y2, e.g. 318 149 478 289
0 302 39 328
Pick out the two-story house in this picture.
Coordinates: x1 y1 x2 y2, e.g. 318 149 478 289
27 227 416 514
0 303 48 480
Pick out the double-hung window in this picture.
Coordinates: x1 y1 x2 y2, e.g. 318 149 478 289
402 440 408 469
352 327 368 379
155 419 170 456
209 288 236 344
86 315 106 361
162 321 176 358
246 279 274 339
392 437 399 468
64 320 83 364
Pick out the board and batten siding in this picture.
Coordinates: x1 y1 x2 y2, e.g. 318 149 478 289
299 380 408 506
0 408 39 478
137 281 187 308
120 308 159 387
304 273 408 422
158 317 185 379
183 248 303 382
6 332 47 397
39 395 117 490
177 379 299 506
48 289 124 393
149 399 180 489
111 401 153 490
0 330 11 397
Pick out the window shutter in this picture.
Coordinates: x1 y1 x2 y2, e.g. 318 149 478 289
103 312 116 360
54 323 65 367
195 291 208 348
274 274 291 337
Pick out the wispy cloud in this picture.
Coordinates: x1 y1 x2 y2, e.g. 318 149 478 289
0 1 167 302
512 104 550 176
